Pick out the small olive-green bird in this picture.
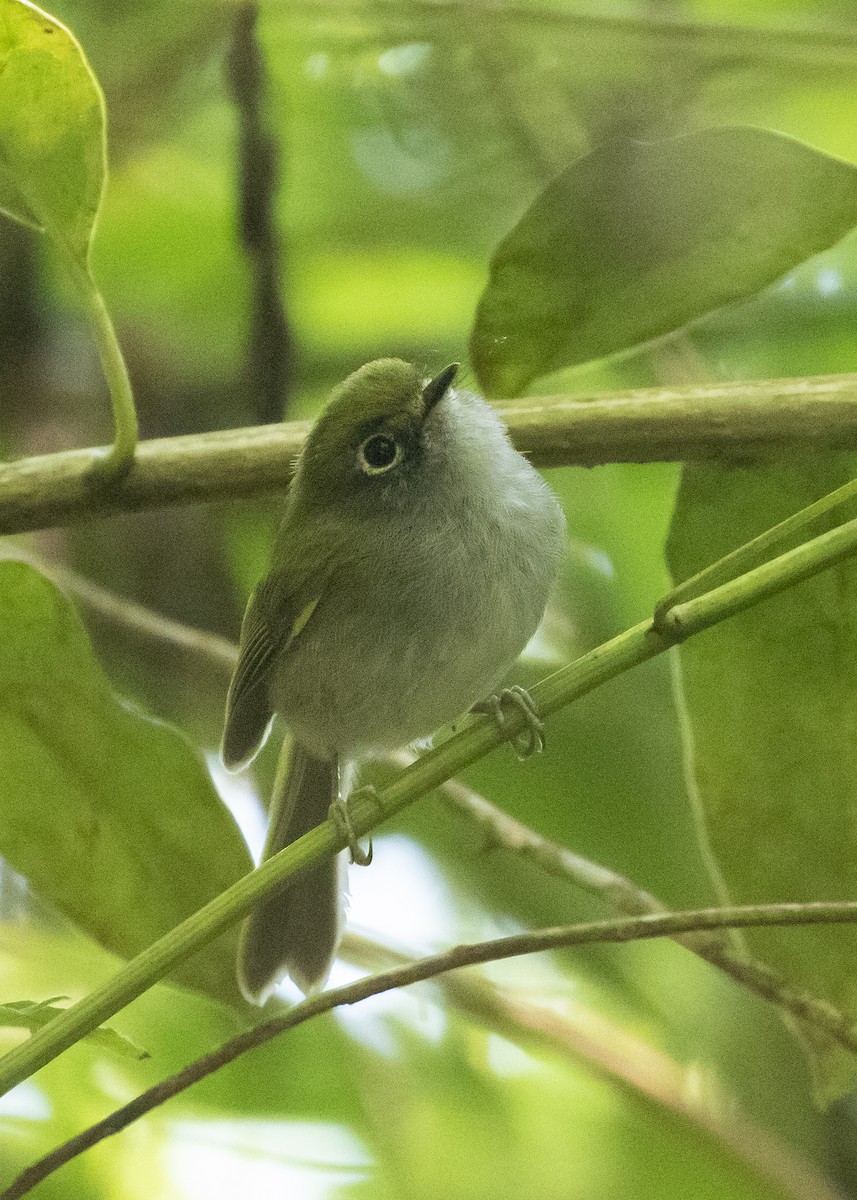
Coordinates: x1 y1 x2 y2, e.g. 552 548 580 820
221 359 565 1002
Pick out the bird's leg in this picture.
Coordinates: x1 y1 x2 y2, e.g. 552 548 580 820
328 791 374 866
473 685 545 760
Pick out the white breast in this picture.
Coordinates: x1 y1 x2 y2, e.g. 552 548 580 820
275 390 566 759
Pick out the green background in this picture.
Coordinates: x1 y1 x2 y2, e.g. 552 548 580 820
3 0 857 1196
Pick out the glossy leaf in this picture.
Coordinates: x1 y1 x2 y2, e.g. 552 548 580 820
0 0 106 260
0 561 253 1003
667 457 857 1105
471 127 857 395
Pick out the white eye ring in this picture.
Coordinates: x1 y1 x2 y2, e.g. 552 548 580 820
358 433 403 475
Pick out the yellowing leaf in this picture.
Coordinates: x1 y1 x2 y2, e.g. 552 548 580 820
0 0 106 260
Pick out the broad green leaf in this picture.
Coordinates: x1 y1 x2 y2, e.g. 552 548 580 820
667 457 857 1105
471 127 857 396
0 0 106 260
0 998 148 1059
0 561 253 1004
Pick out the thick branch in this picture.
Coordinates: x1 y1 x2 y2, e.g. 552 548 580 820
0 421 309 535
3 902 856 1200
4 373 857 533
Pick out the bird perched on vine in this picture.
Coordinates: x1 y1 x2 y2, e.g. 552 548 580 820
222 358 565 1002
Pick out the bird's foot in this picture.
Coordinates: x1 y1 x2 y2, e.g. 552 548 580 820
474 685 545 760
328 792 374 866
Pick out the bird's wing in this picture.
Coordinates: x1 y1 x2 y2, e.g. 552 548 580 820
221 571 320 771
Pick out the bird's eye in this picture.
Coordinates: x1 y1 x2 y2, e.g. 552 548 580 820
358 433 402 475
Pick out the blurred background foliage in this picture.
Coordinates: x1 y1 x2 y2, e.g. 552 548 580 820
3 0 857 1196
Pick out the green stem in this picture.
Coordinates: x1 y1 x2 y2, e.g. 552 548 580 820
62 251 138 480
660 511 857 640
654 474 857 629
2 501 857 1096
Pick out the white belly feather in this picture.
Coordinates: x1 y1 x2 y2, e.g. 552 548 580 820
272 390 566 759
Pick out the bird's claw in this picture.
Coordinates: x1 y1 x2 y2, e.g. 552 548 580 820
474 685 545 760
328 794 374 866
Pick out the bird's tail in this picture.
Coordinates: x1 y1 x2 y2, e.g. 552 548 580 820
238 741 343 1002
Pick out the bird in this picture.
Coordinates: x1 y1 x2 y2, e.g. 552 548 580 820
221 358 566 1003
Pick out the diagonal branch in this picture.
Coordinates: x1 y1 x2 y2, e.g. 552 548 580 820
4 507 857 1097
0 545 240 670
430 767 857 1055
3 902 857 1200
12 555 855 1059
436 962 841 1200
3 373 857 534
